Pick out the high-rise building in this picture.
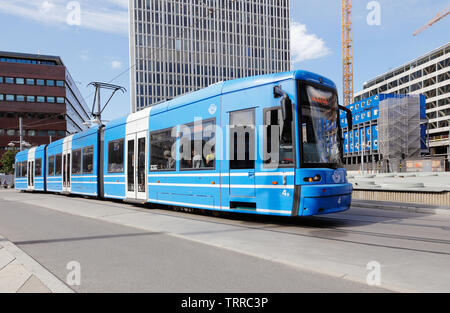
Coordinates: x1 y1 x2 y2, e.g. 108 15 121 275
354 42 450 165
0 51 92 158
129 0 291 112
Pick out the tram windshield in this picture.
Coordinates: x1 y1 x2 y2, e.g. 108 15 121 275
299 84 342 168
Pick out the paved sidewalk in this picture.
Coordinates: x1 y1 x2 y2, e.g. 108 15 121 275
0 235 73 293
352 199 450 215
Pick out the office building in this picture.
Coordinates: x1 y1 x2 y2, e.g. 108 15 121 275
354 43 450 165
0 51 92 158
129 0 291 111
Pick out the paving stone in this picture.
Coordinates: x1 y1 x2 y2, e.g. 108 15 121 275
17 275 51 293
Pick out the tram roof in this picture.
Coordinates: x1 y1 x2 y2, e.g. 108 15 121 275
105 70 336 127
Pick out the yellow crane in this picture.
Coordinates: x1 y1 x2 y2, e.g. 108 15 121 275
341 0 353 107
413 6 449 36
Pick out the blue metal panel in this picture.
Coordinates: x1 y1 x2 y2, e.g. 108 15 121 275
354 130 360 152
372 107 379 120
70 126 100 197
46 138 64 192
354 101 361 114
420 124 428 150
14 150 28 190
34 145 47 191
103 118 127 200
420 95 427 120
147 95 222 209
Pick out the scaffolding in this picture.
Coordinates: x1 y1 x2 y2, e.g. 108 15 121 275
378 95 421 172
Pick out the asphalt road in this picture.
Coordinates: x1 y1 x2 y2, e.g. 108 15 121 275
1 190 449 292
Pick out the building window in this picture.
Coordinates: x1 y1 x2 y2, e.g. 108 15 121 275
48 130 56 136
35 158 42 176
26 79 35 85
16 95 25 102
7 130 15 136
47 97 55 103
36 79 45 86
82 146 94 174
55 154 62 176
150 128 176 171
180 119 216 170
108 139 124 173
0 77 3 83
5 77 14 84
27 96 35 102
37 96 45 103
46 80 55 86
57 131 66 137
57 97 65 104
28 130 36 136
72 149 82 175
16 78 25 85
48 155 55 176
56 80 65 87
0 94 3 101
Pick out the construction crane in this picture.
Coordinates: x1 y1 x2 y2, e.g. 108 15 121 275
413 6 450 36
341 0 353 107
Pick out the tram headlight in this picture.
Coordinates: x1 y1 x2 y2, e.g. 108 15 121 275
303 175 322 183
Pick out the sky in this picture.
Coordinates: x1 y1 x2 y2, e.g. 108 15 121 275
0 0 448 121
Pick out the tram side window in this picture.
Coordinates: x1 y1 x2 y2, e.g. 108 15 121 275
263 107 294 167
35 158 42 177
150 129 176 171
48 156 55 176
22 161 28 177
15 162 21 177
180 119 216 170
230 110 255 170
82 146 94 174
55 154 62 176
108 139 124 173
72 149 82 175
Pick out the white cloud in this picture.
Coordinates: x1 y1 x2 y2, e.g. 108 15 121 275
0 0 128 36
39 0 54 15
290 20 331 63
80 49 90 61
111 60 122 69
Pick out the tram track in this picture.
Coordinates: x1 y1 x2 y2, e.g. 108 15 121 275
4 192 450 256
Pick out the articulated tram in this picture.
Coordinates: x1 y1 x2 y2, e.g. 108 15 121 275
15 70 353 217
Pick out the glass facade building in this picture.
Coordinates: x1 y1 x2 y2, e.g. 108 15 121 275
129 0 291 112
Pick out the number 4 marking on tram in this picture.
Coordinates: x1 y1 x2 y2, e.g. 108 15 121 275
282 190 290 197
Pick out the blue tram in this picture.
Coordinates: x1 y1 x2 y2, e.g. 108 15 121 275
15 70 353 217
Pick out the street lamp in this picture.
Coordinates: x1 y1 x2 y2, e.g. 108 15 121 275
8 141 31 151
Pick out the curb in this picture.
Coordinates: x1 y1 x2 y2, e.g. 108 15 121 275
0 235 74 293
352 200 450 215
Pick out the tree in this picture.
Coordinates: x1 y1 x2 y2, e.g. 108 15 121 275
0 150 18 175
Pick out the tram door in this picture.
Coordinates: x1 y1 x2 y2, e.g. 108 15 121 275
228 109 256 198
27 160 34 189
62 151 71 192
126 131 147 201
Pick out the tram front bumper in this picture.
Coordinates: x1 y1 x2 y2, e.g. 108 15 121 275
297 183 353 217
